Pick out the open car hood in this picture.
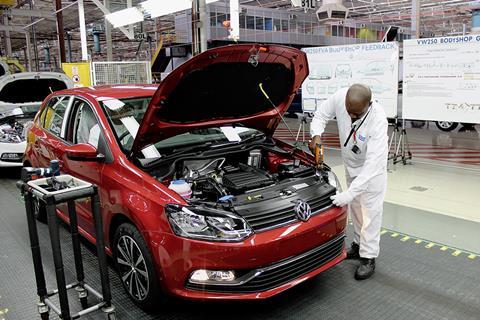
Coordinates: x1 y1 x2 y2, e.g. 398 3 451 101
0 72 73 107
131 44 308 156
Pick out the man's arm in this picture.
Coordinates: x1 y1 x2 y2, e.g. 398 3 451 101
310 92 338 138
347 117 388 198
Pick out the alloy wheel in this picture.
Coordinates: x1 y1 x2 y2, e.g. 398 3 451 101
438 121 454 129
116 235 150 301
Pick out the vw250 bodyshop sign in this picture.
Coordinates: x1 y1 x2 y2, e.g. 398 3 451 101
403 35 480 123
301 42 399 118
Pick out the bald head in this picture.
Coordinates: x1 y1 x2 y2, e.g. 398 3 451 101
345 84 372 120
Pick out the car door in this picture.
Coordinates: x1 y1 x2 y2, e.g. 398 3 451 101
31 95 73 167
63 97 107 236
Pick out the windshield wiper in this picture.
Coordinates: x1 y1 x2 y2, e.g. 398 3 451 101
210 132 266 149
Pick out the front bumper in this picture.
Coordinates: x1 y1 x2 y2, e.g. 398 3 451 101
148 205 347 300
0 141 26 167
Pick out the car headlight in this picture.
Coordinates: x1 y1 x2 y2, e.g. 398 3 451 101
0 131 22 143
165 204 253 242
327 170 343 193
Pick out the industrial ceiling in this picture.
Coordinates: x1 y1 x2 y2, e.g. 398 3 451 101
1 0 479 64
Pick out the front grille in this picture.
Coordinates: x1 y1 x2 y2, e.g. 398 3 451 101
240 188 336 232
0 153 23 162
185 234 345 293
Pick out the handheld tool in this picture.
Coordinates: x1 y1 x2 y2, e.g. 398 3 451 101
314 143 324 170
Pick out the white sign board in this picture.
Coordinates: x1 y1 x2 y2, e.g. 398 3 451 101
403 35 480 123
302 42 399 118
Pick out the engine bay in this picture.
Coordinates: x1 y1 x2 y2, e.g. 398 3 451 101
0 116 31 143
150 146 336 213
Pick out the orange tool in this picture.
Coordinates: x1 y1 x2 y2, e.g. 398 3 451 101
314 143 324 170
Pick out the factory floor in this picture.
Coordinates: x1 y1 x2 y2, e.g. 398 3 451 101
0 118 478 319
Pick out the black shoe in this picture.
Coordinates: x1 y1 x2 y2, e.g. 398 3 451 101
355 258 375 280
346 242 360 260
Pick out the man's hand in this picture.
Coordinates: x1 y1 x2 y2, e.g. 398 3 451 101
330 191 354 207
309 135 322 155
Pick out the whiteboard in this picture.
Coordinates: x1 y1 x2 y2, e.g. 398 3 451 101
403 35 480 123
301 42 399 118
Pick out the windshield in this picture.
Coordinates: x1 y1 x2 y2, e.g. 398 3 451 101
101 97 264 158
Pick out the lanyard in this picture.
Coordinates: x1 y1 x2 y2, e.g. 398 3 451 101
343 107 372 147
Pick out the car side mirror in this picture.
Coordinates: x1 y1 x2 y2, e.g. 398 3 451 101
65 143 105 162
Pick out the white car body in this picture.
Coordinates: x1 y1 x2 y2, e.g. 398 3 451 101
0 72 73 167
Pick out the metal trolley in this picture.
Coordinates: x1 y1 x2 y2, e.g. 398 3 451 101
17 168 116 320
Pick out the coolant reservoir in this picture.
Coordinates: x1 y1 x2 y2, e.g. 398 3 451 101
168 180 192 199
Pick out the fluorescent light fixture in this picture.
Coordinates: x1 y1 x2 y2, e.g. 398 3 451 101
141 0 191 18
106 7 144 28
206 0 221 3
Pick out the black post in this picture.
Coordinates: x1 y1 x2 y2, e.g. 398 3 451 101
46 198 71 320
67 200 85 284
24 190 48 299
90 187 112 306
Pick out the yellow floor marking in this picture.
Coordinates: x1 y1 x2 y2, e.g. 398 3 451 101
468 254 476 260
440 246 449 251
425 243 435 249
415 239 423 244
391 232 399 238
452 250 462 257
380 230 388 235
400 236 410 242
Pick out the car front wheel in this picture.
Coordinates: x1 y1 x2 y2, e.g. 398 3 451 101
436 121 458 131
113 223 162 311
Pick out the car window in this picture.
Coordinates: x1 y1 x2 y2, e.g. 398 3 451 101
71 100 101 149
42 96 69 137
101 96 151 152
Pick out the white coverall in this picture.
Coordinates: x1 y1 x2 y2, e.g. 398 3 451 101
310 88 388 259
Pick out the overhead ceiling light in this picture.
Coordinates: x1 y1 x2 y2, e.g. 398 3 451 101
106 7 144 28
141 0 191 18
206 0 221 3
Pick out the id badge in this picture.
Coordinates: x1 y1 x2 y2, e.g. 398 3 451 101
351 144 361 155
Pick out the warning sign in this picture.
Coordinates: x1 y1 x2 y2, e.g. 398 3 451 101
62 62 91 88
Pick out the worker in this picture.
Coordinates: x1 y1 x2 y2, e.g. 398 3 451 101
309 84 388 280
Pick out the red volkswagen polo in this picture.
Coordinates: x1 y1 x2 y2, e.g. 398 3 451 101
24 44 347 310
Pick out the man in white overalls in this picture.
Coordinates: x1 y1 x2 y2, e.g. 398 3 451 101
309 84 388 280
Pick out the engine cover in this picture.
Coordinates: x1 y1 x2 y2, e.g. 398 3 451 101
222 163 274 194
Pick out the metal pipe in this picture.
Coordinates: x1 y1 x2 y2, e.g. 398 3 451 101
66 32 72 62
83 283 103 300
46 200 71 319
44 298 62 316
24 190 48 299
199 0 208 52
29 0 39 71
55 0 67 63
25 32 32 71
78 0 89 61
67 201 86 285
90 188 112 307
412 0 420 38
104 0 113 60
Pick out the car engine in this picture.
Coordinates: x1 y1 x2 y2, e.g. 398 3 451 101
0 118 29 143
166 149 324 204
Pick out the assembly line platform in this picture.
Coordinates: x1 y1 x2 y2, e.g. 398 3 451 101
0 169 479 320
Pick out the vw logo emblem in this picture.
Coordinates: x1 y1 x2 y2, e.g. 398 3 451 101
294 201 312 222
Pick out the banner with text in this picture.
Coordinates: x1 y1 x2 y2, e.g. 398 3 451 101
301 42 399 118
403 35 480 123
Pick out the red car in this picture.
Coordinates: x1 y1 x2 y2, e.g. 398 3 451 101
24 44 347 310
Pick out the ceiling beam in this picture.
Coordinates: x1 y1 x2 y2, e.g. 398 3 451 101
90 0 135 40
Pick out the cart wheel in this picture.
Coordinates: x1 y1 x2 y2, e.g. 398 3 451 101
80 296 88 309
40 312 49 320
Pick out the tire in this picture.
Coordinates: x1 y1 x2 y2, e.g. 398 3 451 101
436 121 458 132
33 195 47 223
113 223 162 311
